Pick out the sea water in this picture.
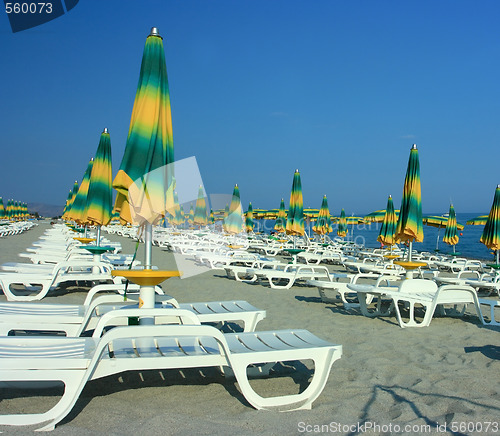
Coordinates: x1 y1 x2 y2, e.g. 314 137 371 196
255 213 495 261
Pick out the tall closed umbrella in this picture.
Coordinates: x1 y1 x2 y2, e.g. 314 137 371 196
274 199 287 233
245 202 254 233
111 27 179 311
443 203 459 253
480 185 500 265
83 128 113 245
66 159 94 224
313 195 332 235
286 170 304 237
395 144 423 261
223 184 244 234
193 185 208 227
337 209 348 238
113 28 175 229
171 191 185 227
377 195 397 247
0 198 5 219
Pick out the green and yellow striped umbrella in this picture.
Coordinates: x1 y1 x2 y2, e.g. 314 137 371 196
395 144 423 249
245 202 254 233
337 208 348 238
66 159 94 224
286 170 304 236
377 195 397 246
62 189 73 216
274 199 287 233
313 195 332 235
0 198 5 219
83 128 113 227
113 28 175 226
480 185 500 263
209 209 215 225
467 215 488 225
63 181 80 221
443 204 459 248
187 204 194 224
171 192 185 226
193 185 208 227
364 208 400 223
223 184 244 234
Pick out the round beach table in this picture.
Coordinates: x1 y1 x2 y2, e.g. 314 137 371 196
394 260 427 279
283 248 305 264
111 269 181 313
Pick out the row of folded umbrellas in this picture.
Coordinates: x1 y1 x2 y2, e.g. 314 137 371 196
0 198 30 220
59 27 500 263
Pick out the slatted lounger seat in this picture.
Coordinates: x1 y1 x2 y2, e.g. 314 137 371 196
0 309 342 431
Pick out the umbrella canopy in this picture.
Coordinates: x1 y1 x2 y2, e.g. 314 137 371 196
193 185 208 226
443 204 459 247
274 199 287 233
83 128 113 227
66 159 94 223
245 202 254 233
187 204 194 224
467 215 488 225
313 195 332 235
62 181 79 220
113 28 175 226
364 209 400 223
337 208 348 238
285 170 304 236
377 195 398 246
395 144 423 245
480 185 500 263
423 215 464 230
0 198 5 219
209 209 215 224
223 184 244 234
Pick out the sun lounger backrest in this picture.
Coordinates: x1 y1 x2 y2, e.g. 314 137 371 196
399 279 437 294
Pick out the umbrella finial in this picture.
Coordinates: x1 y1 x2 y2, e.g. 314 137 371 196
150 27 160 37
295 169 299 172
103 127 108 134
411 144 417 149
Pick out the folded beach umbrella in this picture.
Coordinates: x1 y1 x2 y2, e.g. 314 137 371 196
193 185 208 227
0 198 4 219
113 27 175 226
480 185 500 264
395 144 423 261
313 195 332 235
245 202 254 233
377 195 397 246
223 184 244 234
209 209 215 224
62 189 73 216
170 192 185 226
274 199 287 233
187 203 194 224
337 208 348 238
443 204 459 252
66 159 94 224
62 181 80 221
423 213 464 252
83 128 113 228
286 170 304 236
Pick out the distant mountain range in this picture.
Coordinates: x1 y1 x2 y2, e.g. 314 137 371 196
28 203 64 218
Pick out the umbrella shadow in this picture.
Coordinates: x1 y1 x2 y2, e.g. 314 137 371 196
350 383 500 436
464 345 500 360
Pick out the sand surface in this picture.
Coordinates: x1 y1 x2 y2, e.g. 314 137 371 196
0 221 499 435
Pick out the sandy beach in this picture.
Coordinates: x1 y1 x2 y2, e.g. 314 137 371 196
0 221 499 435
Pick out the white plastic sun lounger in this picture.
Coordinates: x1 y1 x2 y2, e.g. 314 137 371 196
251 265 331 290
0 283 266 336
349 279 484 327
0 309 342 431
0 262 123 301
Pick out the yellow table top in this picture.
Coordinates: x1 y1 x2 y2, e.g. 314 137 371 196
394 261 427 270
111 269 181 286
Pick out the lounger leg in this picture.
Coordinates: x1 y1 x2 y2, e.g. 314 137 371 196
0 370 86 431
229 347 340 411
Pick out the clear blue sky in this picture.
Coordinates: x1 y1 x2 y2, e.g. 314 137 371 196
1 0 498 215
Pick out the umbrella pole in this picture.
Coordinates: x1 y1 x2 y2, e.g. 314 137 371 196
497 249 499 265
139 222 155 324
435 228 441 251
96 226 101 247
